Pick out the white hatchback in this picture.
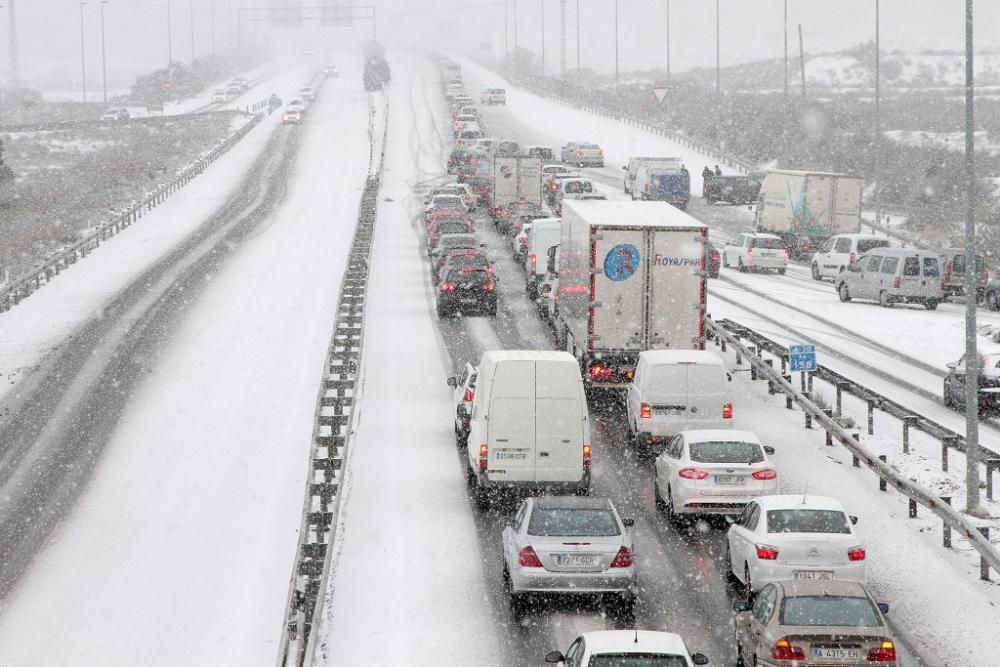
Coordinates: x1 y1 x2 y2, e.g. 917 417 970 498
546 630 709 666
726 495 867 601
654 430 778 519
723 232 788 274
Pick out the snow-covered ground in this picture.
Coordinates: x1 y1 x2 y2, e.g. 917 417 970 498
0 58 369 665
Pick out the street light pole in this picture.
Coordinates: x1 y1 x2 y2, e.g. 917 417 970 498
715 0 720 103
211 0 215 57
79 1 88 104
100 1 108 103
190 0 195 63
513 0 518 52
964 0 982 516
504 0 509 58
614 0 619 91
666 0 670 87
167 0 173 64
783 0 788 99
874 0 881 228
576 0 580 79
541 0 545 74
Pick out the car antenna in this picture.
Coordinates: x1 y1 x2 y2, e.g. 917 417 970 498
634 629 639 644
802 483 808 504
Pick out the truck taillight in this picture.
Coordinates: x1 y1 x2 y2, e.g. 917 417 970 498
531 254 537 270
583 443 592 470
893 276 901 289
640 402 652 419
478 444 489 470
723 402 733 419
783 248 789 261
463 388 474 401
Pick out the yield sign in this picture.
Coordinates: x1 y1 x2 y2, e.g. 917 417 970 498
652 86 669 104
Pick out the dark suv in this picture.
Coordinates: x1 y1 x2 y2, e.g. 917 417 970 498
703 175 759 205
943 350 1000 416
436 267 497 317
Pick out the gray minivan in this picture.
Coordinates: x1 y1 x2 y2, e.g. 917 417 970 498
834 248 943 309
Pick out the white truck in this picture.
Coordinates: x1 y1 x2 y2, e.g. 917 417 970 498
554 200 708 390
490 156 543 211
623 156 684 194
754 170 863 258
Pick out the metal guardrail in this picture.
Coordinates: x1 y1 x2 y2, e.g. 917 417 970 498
0 104 276 313
275 89 389 667
707 317 1000 581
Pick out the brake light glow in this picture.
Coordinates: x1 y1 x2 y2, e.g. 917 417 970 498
483 281 496 292
894 276 901 289
588 364 614 381
531 254 537 271
463 388 474 402
518 546 543 568
867 641 896 662
752 469 777 480
583 443 592 470
640 402 652 419
440 282 456 293
770 639 805 661
783 248 790 261
723 402 733 419
755 544 779 560
679 468 709 480
478 444 489 470
848 547 866 562
609 546 633 568
849 252 857 265
576 151 583 157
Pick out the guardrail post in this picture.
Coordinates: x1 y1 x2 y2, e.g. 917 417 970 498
784 376 793 409
808 372 814 393
980 527 992 581
836 381 850 416
867 399 880 435
902 415 918 454
748 346 757 379
852 433 861 467
878 455 887 491
941 496 952 547
779 356 787 375
909 498 918 518
824 409 834 445
765 359 775 393
941 436 953 472
986 458 1000 501
803 393 813 428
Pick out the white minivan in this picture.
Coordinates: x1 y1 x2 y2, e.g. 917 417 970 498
625 351 733 455
524 218 562 300
464 350 591 508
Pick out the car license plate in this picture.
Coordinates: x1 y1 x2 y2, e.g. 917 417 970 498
794 570 833 580
714 475 746 485
654 406 684 416
812 648 861 660
461 297 478 304
554 554 598 567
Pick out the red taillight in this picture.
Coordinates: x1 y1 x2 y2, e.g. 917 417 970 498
440 282 456 293
588 364 614 381
849 252 857 265
518 546 543 568
640 402 652 419
483 281 496 292
868 641 897 662
893 276 901 289
609 546 633 568
550 182 559 192
679 468 709 480
755 544 779 560
771 639 806 661
723 402 733 419
463 388 474 401
583 443 592 470
576 151 583 157
752 469 777 480
531 253 537 270
747 247 754 257
783 248 790 261
431 233 438 242
848 547 866 562
943 263 953 285
478 444 489 470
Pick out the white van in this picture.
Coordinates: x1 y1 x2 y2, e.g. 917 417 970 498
622 157 683 194
464 350 591 508
524 218 562 299
625 350 733 455
834 247 944 309
811 234 892 280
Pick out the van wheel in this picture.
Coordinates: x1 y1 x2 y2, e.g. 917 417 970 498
575 483 591 497
811 263 822 280
777 268 786 275
838 283 852 302
925 299 939 311
722 253 729 268
879 291 894 308
988 291 1000 311
737 259 747 273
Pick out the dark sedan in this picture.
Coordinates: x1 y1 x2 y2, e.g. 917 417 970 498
704 175 759 205
436 267 497 317
706 242 721 278
943 350 1000 416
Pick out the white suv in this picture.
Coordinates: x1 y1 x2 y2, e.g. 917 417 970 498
811 234 892 280
723 233 788 274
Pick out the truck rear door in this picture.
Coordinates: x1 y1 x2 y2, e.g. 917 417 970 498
801 174 832 237
487 360 536 483
647 228 706 350
534 360 585 483
518 158 543 207
832 177 862 234
592 228 647 352
493 157 519 209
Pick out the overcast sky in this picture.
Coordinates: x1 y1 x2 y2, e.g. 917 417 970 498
2 1 998 94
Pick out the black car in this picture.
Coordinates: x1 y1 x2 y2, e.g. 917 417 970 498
495 200 549 235
436 267 497 317
703 175 759 205
706 242 721 278
943 351 1000 416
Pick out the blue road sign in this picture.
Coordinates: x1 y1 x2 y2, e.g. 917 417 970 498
789 344 817 372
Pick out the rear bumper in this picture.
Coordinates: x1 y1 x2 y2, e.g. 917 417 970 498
479 472 590 493
510 567 636 594
754 561 867 587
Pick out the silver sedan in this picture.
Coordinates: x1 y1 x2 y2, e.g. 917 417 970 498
501 496 637 617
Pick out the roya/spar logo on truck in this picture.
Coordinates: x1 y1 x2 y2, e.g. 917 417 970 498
499 165 513 179
604 244 640 281
653 254 700 267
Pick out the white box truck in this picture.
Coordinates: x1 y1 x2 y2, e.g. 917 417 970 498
622 156 684 194
465 350 591 508
754 170 863 258
491 156 543 211
554 200 708 390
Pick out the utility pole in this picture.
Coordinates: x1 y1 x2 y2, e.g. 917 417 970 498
783 0 788 99
715 0 720 102
666 0 670 87
798 23 806 99
874 0 882 228
614 0 619 91
100 1 109 103
8 0 19 104
190 0 195 63
964 0 982 516
559 0 566 77
541 0 545 74
513 0 518 52
0 2 5 128
504 0 509 58
79 1 88 104
575 0 581 79
167 0 173 64
211 0 215 57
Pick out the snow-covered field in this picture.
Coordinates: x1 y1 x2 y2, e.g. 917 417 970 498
0 58 369 665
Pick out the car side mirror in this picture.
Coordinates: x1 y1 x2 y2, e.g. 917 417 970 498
850 515 858 525
446 376 458 388
877 602 890 614
480 243 488 248
545 651 565 664
622 517 635 527
691 654 710 666
764 445 776 455
621 165 627 170
733 599 750 612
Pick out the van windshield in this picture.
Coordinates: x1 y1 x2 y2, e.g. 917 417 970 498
857 239 890 254
752 237 785 250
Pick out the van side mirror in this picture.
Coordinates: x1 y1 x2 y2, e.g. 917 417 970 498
763 445 776 455
622 518 635 527
877 602 890 614
850 515 859 525
621 165 627 170
446 376 458 388
727 373 733 382
691 654 710 666
545 651 565 664
733 599 750 612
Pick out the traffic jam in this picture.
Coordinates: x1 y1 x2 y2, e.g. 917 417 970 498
426 56 905 667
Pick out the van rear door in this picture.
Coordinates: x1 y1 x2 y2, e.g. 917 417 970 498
686 363 728 426
534 360 585 483
648 228 705 350
488 360 536 482
592 228 647 351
